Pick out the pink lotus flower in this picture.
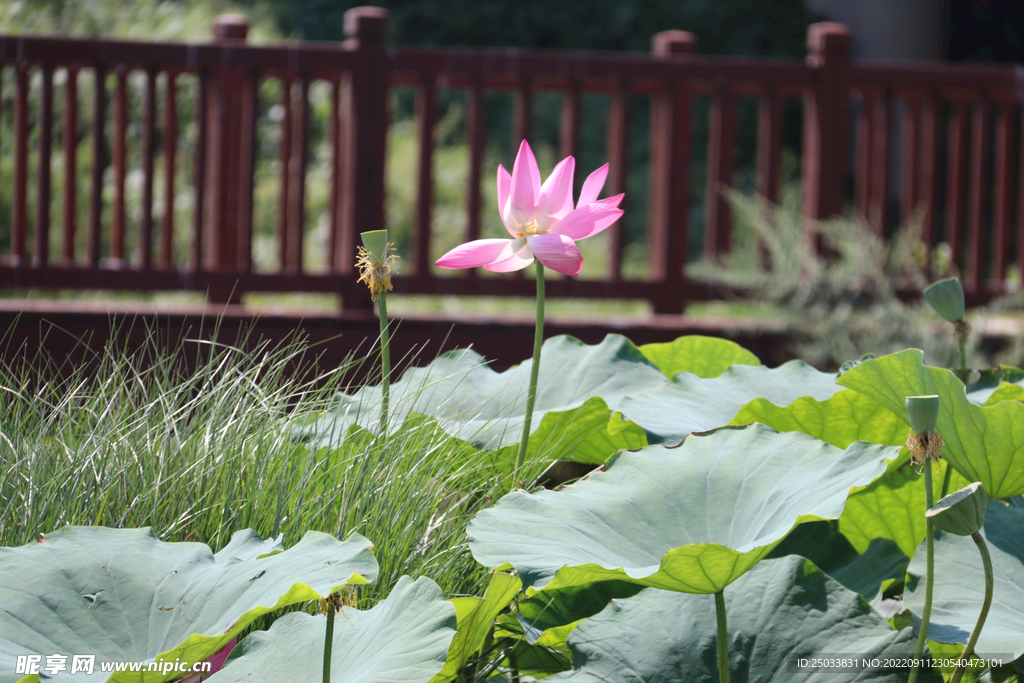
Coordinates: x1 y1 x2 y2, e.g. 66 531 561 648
435 141 624 276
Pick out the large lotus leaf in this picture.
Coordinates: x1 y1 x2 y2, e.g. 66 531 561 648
983 383 1024 406
0 526 377 683
841 460 969 557
430 572 520 683
838 350 1024 498
207 576 456 683
729 389 940 555
731 389 908 451
546 556 939 683
767 521 907 605
617 361 843 445
303 335 665 462
905 504 1024 658
469 424 895 594
966 366 1024 406
213 529 284 562
638 335 760 378
512 580 645 650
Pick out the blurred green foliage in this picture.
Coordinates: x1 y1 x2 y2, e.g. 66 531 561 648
0 0 280 40
253 0 808 58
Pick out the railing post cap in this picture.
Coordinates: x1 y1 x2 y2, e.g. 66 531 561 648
652 30 696 57
807 22 852 55
212 14 249 42
345 6 389 41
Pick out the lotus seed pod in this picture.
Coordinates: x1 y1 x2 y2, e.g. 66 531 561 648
924 278 965 323
360 230 390 263
906 395 940 435
926 482 988 536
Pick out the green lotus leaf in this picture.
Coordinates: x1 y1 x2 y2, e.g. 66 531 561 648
767 521 907 604
638 335 760 378
213 529 284 562
838 349 1024 498
839 460 968 557
497 642 572 678
729 387 952 557
618 361 843 445
983 383 1024 405
966 366 1024 406
546 556 939 683
302 335 666 462
731 389 909 450
430 572 520 683
469 424 895 594
514 580 645 650
0 526 377 683
207 576 456 683
905 503 1024 658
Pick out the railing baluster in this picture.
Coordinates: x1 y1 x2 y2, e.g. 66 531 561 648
966 100 989 290
899 95 921 227
12 64 29 267
560 77 580 162
34 63 54 268
277 78 292 272
62 67 78 265
112 68 128 265
868 91 891 236
705 82 736 259
945 98 969 276
328 77 342 271
464 74 485 247
855 89 874 220
756 87 782 206
649 30 695 314
139 67 157 270
160 72 177 268
236 69 258 273
918 94 940 277
191 69 208 270
414 72 436 276
992 100 1013 285
756 86 782 270
334 75 352 272
286 75 309 273
1018 105 1024 288
87 65 107 268
0 68 3 222
606 75 629 281
514 76 532 147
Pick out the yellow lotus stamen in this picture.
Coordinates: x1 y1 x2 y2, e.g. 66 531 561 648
356 244 398 302
514 218 541 238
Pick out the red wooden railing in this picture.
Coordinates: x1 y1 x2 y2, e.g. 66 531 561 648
1 8 1022 314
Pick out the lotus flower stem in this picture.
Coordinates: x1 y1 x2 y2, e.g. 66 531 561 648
957 335 967 380
908 463 936 683
941 464 953 499
949 532 994 683
322 610 334 683
513 261 545 490
377 291 392 433
715 590 731 683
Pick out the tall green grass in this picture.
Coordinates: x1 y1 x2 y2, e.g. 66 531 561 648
0 320 550 604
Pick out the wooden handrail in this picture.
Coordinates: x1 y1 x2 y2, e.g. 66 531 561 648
1 7 1023 312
